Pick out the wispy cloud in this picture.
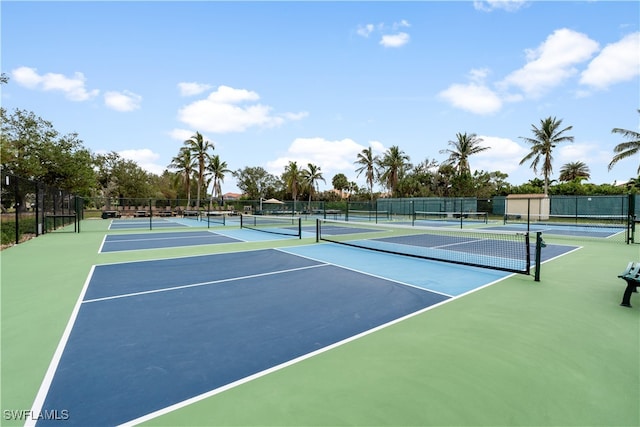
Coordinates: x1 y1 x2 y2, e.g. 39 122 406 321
118 148 165 175
177 85 307 133
438 68 503 115
380 32 410 48
356 20 411 48
104 90 142 112
178 82 213 97
499 28 599 98
439 28 633 115
580 32 640 90
473 0 529 12
266 138 383 182
11 66 99 101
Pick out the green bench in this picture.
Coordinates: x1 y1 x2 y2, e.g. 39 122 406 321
618 262 640 308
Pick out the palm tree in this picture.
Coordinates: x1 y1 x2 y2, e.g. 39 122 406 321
184 132 214 209
282 161 301 211
354 147 379 201
609 109 640 174
440 132 488 175
559 161 590 182
519 116 574 195
206 154 231 204
377 145 410 197
168 146 196 207
301 163 325 212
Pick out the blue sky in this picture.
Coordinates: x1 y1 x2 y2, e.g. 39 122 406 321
2 1 639 194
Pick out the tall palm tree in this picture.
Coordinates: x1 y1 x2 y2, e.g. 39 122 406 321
206 154 231 203
168 146 195 207
559 161 590 182
184 131 214 209
609 109 640 174
440 132 488 175
301 163 325 211
377 145 410 197
354 147 380 201
519 116 574 195
283 161 301 211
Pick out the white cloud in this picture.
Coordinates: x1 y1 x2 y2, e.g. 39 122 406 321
473 0 529 12
178 85 307 133
169 128 198 142
357 21 411 48
11 66 99 101
104 90 142 112
473 136 529 175
438 83 503 115
356 24 375 38
178 82 213 96
580 32 640 90
556 142 604 166
266 137 382 185
118 148 165 175
499 28 599 98
380 32 410 48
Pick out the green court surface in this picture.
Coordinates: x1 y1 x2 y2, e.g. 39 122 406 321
1 218 638 426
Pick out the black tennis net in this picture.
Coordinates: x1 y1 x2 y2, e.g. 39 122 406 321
316 218 533 274
240 214 302 238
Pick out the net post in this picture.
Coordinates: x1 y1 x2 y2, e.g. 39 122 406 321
316 218 320 242
149 198 153 230
534 231 543 282
627 193 635 244
297 217 302 239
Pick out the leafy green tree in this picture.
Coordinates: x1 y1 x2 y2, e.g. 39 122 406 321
354 147 379 201
94 151 152 207
232 166 279 200
168 146 196 207
440 132 488 175
377 145 410 197
609 109 640 174
1 108 59 179
559 161 590 182
331 173 349 195
282 161 302 209
184 132 214 208
206 154 231 202
301 163 325 210
519 116 574 195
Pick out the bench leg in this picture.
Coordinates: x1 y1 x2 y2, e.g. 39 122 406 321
621 280 636 307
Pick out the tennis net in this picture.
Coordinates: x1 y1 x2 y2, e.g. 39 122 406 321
504 213 628 228
316 218 534 274
240 214 302 238
412 210 488 226
346 210 390 222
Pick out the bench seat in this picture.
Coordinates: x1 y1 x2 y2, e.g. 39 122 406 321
618 262 640 308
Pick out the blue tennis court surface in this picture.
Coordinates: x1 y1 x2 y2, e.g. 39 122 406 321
107 217 227 230
100 231 242 252
484 223 626 238
32 248 453 426
31 237 579 426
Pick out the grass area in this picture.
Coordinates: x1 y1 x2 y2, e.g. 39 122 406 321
1 219 638 426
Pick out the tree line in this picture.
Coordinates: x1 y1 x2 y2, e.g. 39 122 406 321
1 71 638 205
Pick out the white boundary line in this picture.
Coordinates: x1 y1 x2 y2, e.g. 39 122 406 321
31 244 583 427
120 255 515 427
83 263 329 304
25 266 96 427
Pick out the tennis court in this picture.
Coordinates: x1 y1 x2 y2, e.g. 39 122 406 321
2 217 638 427
31 248 454 426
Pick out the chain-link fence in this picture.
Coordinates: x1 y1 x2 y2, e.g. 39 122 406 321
1 172 80 246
